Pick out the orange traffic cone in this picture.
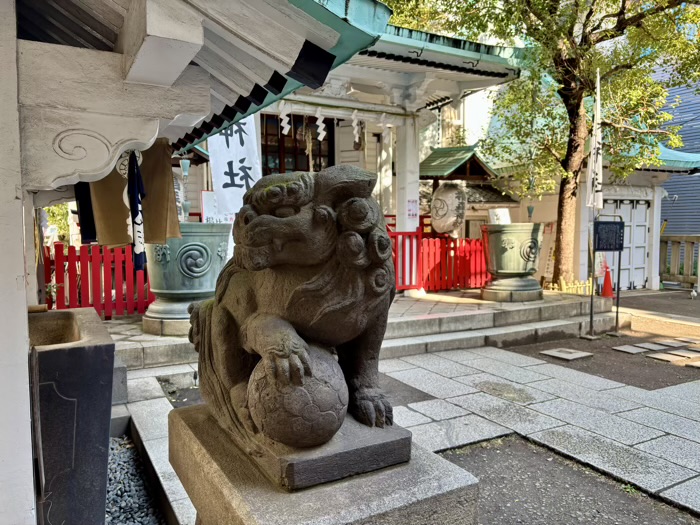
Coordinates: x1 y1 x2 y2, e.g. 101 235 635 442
602 267 614 299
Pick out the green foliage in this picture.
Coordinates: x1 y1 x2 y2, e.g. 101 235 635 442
387 0 700 189
45 203 70 242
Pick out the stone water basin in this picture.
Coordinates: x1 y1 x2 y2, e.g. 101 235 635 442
29 308 115 525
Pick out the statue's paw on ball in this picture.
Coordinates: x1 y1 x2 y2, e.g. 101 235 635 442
248 345 349 448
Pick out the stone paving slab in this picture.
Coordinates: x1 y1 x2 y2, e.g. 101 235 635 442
526 363 624 391
455 373 557 406
392 406 432 427
467 346 546 367
608 385 700 422
677 338 700 344
127 377 166 403
400 353 480 378
171 498 197 525
539 348 593 361
449 392 564 435
529 398 664 446
646 353 687 363
407 399 470 421
387 369 478 399
667 349 700 359
126 397 173 441
635 435 700 471
654 380 700 401
661 476 700 515
458 357 550 384
530 425 697 493
435 349 488 365
529 379 642 414
655 340 689 348
620 408 700 443
408 414 512 452
612 345 649 354
634 342 670 351
421 330 486 352
127 363 195 380
380 336 428 359
378 359 416 374
143 437 189 503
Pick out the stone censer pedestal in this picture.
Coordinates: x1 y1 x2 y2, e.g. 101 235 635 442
168 167 479 525
142 222 232 336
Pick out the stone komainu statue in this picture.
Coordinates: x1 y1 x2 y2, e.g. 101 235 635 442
189 165 395 450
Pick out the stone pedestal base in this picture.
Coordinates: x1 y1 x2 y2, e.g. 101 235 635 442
142 315 191 336
481 276 543 302
169 405 479 525
249 412 412 490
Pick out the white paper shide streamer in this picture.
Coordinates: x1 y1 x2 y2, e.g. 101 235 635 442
315 107 326 142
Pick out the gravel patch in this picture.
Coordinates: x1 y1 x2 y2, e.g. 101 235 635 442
106 436 165 525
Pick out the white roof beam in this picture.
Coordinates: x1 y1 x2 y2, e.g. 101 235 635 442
258 0 339 50
183 0 306 73
117 0 204 87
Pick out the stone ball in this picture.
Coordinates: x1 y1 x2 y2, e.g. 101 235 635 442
248 345 349 448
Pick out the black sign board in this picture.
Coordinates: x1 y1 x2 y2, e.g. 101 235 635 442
594 221 624 252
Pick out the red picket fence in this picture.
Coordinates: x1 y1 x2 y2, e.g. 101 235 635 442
421 237 489 291
43 242 155 318
389 230 423 291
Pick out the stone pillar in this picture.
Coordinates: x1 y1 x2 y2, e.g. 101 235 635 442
395 116 420 232
0 0 36 523
378 127 393 215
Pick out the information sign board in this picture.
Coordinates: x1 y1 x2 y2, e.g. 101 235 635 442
593 221 624 252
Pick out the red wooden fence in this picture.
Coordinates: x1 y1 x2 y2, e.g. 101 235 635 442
389 230 489 292
43 242 155 318
421 237 489 292
389 230 423 291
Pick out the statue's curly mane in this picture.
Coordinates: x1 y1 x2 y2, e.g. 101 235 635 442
285 196 395 328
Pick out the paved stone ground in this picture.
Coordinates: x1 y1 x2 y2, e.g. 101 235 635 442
501 333 700 390
380 347 700 514
444 436 700 525
121 342 700 521
620 290 700 321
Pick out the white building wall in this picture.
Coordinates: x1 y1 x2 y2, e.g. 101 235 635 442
0 0 36 522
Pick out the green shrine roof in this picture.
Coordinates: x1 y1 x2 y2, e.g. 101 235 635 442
420 146 501 178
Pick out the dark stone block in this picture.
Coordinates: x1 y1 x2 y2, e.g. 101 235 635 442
30 309 115 525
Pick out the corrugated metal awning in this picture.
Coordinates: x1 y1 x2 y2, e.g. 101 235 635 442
172 0 392 154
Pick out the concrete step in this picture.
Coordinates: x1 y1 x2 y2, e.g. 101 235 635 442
380 312 627 360
385 297 612 340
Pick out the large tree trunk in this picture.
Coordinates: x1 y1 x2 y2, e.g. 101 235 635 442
552 95 588 284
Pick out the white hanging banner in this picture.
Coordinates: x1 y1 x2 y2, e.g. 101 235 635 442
586 68 604 210
209 115 262 226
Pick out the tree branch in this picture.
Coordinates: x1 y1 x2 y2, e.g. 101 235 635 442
590 0 627 34
601 121 671 135
543 142 563 163
589 0 695 45
599 58 645 81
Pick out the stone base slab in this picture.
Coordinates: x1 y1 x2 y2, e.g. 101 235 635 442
481 276 543 302
143 315 191 336
170 405 479 525
250 413 412 490
481 288 543 302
